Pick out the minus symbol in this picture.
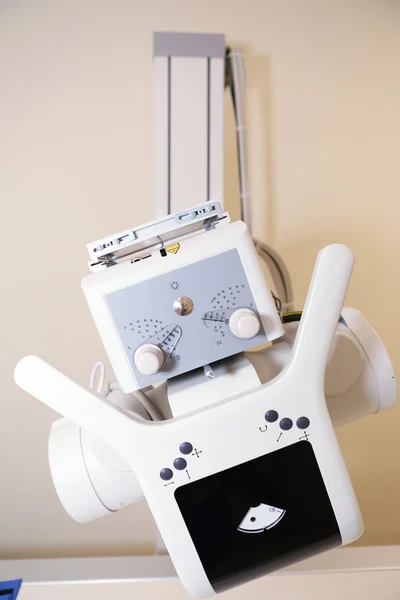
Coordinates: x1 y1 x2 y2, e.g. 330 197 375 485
277 433 282 442
186 470 191 480
164 482 174 487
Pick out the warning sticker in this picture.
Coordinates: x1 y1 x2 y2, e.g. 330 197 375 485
166 243 180 255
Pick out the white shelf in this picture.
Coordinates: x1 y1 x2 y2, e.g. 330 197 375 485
2 546 400 586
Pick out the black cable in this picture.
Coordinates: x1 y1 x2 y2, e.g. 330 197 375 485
272 292 282 313
258 245 290 307
225 46 232 89
229 60 246 222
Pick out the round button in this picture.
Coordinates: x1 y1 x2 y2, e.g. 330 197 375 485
229 308 260 339
173 458 187 470
280 418 293 431
160 468 173 481
297 416 310 430
179 442 193 455
173 296 194 316
134 344 165 376
265 410 279 423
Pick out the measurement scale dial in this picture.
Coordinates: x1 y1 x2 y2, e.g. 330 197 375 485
133 324 182 375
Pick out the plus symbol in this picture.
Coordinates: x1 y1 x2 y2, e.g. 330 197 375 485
192 448 202 458
299 431 310 441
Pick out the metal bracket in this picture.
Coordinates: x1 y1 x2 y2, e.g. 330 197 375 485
87 200 226 271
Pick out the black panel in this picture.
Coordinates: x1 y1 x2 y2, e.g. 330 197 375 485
175 441 341 593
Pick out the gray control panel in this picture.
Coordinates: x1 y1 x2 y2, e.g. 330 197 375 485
104 249 268 388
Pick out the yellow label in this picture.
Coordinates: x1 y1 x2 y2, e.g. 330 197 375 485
166 242 180 255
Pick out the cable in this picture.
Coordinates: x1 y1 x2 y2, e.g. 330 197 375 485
110 381 162 421
130 389 163 422
229 48 252 229
228 48 295 315
89 361 106 393
272 292 282 313
89 362 162 421
254 239 294 313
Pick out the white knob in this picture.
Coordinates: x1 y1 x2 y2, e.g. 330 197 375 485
134 344 165 376
229 308 260 339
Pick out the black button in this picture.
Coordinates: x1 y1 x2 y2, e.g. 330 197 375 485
280 418 293 431
179 442 193 455
174 457 187 470
297 416 310 429
265 410 279 423
160 468 173 481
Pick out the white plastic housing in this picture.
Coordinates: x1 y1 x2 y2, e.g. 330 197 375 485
248 310 397 427
15 245 364 599
48 418 109 523
81 220 284 393
47 387 151 523
168 353 262 418
46 305 398 524
49 418 144 523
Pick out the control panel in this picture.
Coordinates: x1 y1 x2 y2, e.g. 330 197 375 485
104 249 268 388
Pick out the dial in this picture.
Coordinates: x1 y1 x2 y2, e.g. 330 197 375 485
228 308 260 339
202 307 260 340
203 284 254 340
133 324 182 375
134 344 165 375
202 310 228 337
150 324 182 355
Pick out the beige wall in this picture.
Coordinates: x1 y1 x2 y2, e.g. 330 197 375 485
1 0 400 573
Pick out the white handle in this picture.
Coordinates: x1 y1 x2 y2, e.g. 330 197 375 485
291 245 355 381
14 356 142 459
